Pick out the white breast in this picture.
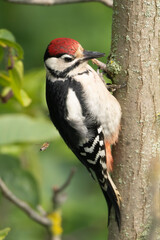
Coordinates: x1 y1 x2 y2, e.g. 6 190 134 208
73 65 121 143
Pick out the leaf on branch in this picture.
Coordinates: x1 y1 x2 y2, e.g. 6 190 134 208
0 72 11 84
0 47 4 62
19 89 32 107
0 29 31 106
0 114 59 145
0 29 15 42
9 60 24 84
0 87 13 103
0 39 23 60
0 228 11 240
0 29 23 59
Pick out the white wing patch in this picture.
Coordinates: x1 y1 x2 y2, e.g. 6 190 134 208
66 88 88 138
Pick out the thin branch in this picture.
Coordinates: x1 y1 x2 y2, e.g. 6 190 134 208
92 58 123 82
55 168 76 193
92 58 127 92
5 0 113 8
53 168 76 209
0 90 13 103
92 58 107 72
0 178 51 227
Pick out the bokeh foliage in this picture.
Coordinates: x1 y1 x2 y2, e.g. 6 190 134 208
0 2 112 239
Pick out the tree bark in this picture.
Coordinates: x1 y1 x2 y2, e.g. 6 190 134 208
109 0 160 239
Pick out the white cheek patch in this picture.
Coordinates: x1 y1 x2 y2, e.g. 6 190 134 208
45 57 78 72
45 57 58 70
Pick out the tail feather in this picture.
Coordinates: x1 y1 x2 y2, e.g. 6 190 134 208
106 175 121 230
98 173 121 230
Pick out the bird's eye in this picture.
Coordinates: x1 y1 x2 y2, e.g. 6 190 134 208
61 54 74 62
64 57 73 62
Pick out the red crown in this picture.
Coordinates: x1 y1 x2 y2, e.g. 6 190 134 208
48 38 80 57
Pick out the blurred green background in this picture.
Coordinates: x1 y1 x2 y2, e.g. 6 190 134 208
0 1 112 239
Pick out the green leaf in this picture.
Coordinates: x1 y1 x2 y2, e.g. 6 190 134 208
0 155 40 206
0 47 4 62
0 76 9 87
0 228 11 240
0 114 59 145
9 60 23 92
11 87 32 107
19 89 32 107
7 60 31 107
0 29 15 42
9 60 24 84
0 72 11 88
0 39 23 59
0 71 11 83
14 60 24 80
1 87 12 97
23 69 45 107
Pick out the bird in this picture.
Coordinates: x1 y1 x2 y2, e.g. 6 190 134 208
44 38 122 229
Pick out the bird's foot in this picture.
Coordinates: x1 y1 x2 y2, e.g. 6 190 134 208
106 82 127 92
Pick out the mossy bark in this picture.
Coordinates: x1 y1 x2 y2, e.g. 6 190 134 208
108 0 160 239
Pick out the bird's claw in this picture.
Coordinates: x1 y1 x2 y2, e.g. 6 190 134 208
106 82 127 92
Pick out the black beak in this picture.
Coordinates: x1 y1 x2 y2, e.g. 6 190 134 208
83 50 105 61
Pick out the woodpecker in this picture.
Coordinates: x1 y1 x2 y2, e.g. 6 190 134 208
44 38 122 229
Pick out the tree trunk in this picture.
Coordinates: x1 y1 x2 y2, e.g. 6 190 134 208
109 0 160 239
